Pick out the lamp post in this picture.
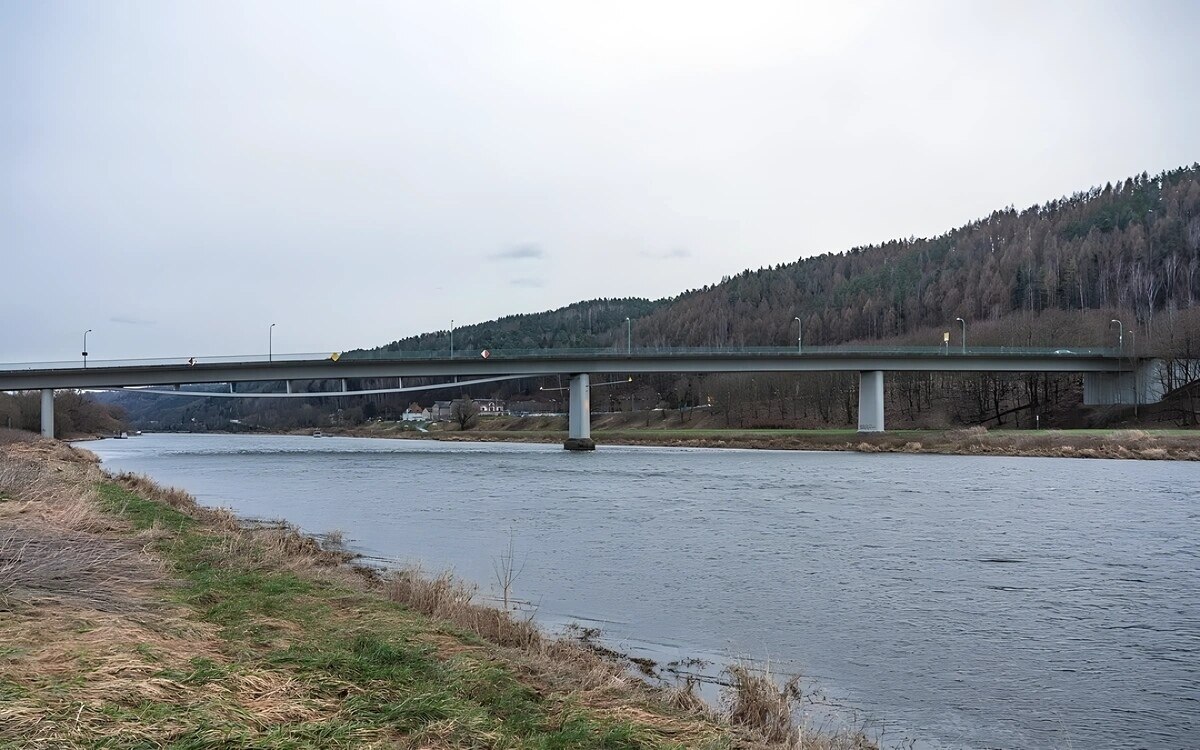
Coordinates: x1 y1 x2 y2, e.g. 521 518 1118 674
794 317 802 353
1110 319 1123 352
450 319 455 358
268 323 276 362
625 317 631 354
955 317 966 353
82 329 92 368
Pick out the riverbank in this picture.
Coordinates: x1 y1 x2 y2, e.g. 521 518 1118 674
312 422 1200 461
0 432 874 749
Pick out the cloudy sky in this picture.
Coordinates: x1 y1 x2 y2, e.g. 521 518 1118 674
2 0 1197 362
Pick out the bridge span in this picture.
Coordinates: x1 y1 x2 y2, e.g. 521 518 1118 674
0 346 1156 448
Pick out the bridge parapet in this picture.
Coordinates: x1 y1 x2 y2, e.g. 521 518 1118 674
0 345 1123 373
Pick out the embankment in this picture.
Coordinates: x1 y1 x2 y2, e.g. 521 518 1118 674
0 429 874 749
328 422 1200 461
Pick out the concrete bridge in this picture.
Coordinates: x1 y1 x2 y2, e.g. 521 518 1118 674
0 346 1160 449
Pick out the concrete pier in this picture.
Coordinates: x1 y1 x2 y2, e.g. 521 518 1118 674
564 373 595 451
857 370 884 432
40 388 54 438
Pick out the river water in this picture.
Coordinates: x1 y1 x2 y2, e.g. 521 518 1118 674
82 433 1199 749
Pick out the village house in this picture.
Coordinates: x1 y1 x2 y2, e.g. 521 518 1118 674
429 399 508 420
401 403 430 422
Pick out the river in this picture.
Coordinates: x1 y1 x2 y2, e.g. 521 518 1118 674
82 433 1199 749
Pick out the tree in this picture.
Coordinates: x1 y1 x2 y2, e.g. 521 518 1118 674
450 396 480 430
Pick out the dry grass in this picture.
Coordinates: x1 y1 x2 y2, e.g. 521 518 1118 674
1107 428 1151 442
946 425 989 441
724 663 803 745
0 447 354 748
0 529 159 612
0 427 38 446
384 569 542 650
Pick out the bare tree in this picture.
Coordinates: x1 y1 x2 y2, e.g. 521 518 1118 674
450 396 480 430
492 530 527 611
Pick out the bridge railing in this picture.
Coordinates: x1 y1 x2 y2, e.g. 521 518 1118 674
0 352 330 371
342 344 1121 360
0 345 1123 372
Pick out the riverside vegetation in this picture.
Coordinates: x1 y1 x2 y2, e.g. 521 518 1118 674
0 429 875 749
322 417 1200 461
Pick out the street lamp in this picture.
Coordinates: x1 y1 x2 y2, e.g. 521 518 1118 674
955 317 966 353
82 329 92 367
625 317 631 354
1110 319 1123 352
269 323 276 362
794 317 802 354
450 319 455 358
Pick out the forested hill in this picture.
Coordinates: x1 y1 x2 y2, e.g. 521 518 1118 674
364 298 663 354
634 164 1200 351
375 163 1200 356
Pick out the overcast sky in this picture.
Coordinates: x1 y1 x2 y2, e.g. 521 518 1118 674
2 0 1198 362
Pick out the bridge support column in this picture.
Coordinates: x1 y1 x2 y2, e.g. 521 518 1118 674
564 373 595 451
858 371 884 432
40 388 54 438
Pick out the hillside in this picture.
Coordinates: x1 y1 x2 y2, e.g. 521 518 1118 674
637 165 1200 352
381 164 1200 356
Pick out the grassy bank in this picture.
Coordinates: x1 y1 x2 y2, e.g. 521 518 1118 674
330 421 1200 461
0 431 874 749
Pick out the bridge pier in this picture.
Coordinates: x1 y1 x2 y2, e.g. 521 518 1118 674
564 373 595 451
40 388 54 438
857 370 884 432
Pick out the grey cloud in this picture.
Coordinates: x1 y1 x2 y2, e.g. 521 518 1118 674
510 277 545 288
109 316 156 326
490 244 544 261
639 248 692 260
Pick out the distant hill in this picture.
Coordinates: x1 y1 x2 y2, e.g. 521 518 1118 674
361 297 662 356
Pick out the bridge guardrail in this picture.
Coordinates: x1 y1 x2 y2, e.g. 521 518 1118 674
341 345 1121 360
0 345 1123 373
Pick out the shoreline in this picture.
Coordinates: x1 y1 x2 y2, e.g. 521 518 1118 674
0 433 876 749
253 424 1200 461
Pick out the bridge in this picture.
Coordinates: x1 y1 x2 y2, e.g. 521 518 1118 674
0 346 1161 449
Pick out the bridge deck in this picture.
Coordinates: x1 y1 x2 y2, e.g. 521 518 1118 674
0 346 1135 391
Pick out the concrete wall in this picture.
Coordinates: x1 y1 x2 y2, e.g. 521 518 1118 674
1082 359 1169 405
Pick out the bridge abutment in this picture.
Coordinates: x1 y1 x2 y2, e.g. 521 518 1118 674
564 373 595 451
857 370 884 432
40 388 54 438
1083 359 1173 405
